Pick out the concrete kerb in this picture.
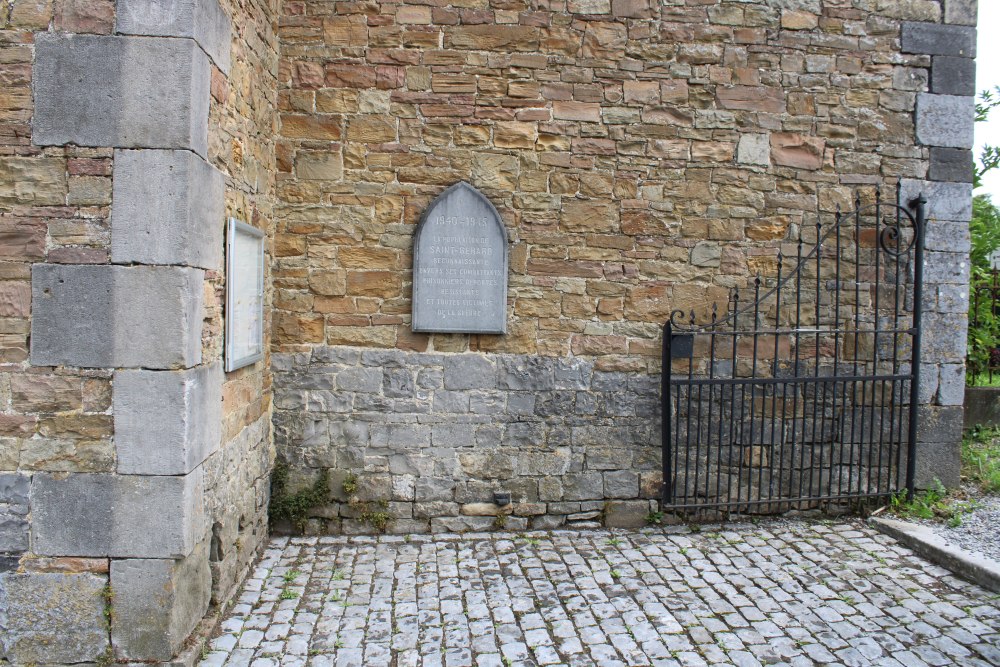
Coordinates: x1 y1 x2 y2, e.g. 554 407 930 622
870 516 1000 594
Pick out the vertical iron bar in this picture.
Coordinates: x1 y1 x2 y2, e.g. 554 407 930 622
662 320 672 504
737 293 750 513
709 305 725 508
684 312 695 507
889 186 905 491
729 291 740 514
750 275 762 511
853 194 864 497
906 194 926 500
793 232 806 509
832 206 844 506
873 188 887 495
809 216 823 505
770 252 784 509
691 311 704 511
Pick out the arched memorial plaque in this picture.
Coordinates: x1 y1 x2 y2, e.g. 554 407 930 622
412 182 508 334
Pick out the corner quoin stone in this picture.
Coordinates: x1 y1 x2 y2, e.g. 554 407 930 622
901 21 976 58
111 541 212 662
915 93 974 149
900 179 973 222
928 147 973 183
116 0 232 74
930 56 976 96
30 470 205 559
112 149 225 270
30 264 204 370
114 364 223 476
32 34 211 157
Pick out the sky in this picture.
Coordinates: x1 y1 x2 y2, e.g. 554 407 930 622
976 3 1000 199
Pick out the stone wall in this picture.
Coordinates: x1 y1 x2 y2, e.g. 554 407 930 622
0 0 279 663
273 0 977 528
204 0 280 610
274 348 661 532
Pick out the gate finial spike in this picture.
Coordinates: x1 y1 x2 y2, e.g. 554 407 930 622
689 310 696 326
711 302 718 322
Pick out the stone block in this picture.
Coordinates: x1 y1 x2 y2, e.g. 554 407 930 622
931 56 975 96
0 571 109 663
0 474 29 509
924 222 970 253
114 364 223 475
31 264 204 369
31 471 205 558
0 473 29 554
562 473 604 501
443 354 497 390
497 355 556 391
914 438 961 489
928 147 973 183
737 133 770 166
899 179 973 222
33 34 210 157
0 156 67 206
944 0 977 26
921 311 969 364
916 94 974 148
604 470 639 498
603 500 648 528
111 150 225 270
901 22 976 57
116 0 232 73
937 364 966 406
111 540 211 661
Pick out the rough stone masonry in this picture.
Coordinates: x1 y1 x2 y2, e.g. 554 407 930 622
0 0 979 664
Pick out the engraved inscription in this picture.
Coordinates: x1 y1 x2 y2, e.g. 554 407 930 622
412 183 508 333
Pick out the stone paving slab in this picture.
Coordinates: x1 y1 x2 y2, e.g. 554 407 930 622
198 520 1000 667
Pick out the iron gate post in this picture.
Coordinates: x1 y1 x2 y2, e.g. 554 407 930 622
905 193 927 501
662 320 672 504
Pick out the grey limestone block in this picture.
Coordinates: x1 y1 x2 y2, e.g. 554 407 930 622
497 355 556 391
116 0 232 73
915 93 974 149
603 500 649 528
33 34 210 157
924 221 971 253
114 364 223 475
31 264 204 369
737 133 770 166
112 149 225 270
0 474 29 554
0 571 109 664
901 22 976 57
937 364 966 406
931 56 976 96
944 0 977 26
31 470 205 559
899 178 973 222
928 147 973 183
443 354 497 390
110 540 211 662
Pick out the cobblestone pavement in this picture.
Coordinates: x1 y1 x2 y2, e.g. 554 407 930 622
198 520 1000 667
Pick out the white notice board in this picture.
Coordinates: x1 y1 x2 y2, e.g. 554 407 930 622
225 218 264 372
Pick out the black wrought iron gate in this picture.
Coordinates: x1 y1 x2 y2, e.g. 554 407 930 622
661 188 926 515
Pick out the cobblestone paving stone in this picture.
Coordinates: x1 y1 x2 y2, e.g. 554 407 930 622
198 520 1000 667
